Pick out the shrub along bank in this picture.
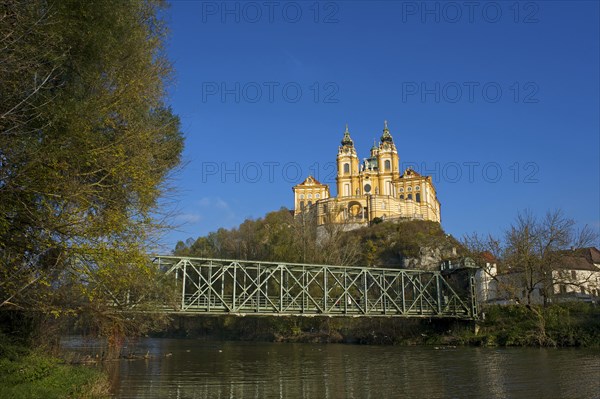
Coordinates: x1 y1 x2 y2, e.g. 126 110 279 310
468 303 600 347
161 303 600 348
160 314 464 345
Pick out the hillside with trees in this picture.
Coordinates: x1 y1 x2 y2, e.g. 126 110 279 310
174 208 464 269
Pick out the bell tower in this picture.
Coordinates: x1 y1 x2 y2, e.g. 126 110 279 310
377 120 400 196
336 124 359 197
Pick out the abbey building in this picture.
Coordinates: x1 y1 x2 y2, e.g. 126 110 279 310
293 122 441 227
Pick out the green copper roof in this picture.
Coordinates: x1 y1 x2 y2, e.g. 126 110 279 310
341 124 354 146
381 120 393 143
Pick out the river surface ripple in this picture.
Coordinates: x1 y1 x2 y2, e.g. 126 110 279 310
61 337 600 399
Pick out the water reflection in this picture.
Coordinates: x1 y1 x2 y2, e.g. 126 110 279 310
61 338 600 399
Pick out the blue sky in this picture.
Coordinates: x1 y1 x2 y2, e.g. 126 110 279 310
159 1 599 250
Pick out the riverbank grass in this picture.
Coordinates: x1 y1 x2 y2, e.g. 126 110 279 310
0 339 109 399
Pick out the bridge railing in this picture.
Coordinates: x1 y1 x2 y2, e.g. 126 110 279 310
151 256 477 319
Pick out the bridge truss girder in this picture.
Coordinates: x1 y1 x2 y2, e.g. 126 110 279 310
153 256 477 319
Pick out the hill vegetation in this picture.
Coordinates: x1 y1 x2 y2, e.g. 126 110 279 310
174 208 464 269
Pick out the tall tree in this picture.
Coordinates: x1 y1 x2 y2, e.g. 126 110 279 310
463 209 598 306
0 0 183 346
503 210 597 305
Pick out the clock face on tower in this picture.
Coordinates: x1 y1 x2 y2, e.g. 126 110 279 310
364 184 371 193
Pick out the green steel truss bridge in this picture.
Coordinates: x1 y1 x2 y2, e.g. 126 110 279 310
153 256 478 320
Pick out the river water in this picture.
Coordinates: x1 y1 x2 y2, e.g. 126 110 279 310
62 337 600 399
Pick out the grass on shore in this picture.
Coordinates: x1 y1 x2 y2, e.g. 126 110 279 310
0 336 110 399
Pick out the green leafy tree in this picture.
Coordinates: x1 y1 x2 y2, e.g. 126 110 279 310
0 0 183 350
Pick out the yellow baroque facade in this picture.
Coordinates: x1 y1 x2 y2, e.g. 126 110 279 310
293 122 441 227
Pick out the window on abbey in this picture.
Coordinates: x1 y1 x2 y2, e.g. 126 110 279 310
343 163 350 174
384 160 391 171
408 194 412 200
416 193 421 202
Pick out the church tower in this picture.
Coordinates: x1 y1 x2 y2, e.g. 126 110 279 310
336 124 360 197
377 121 400 196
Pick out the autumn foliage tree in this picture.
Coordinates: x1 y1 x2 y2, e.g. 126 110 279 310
0 0 183 349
